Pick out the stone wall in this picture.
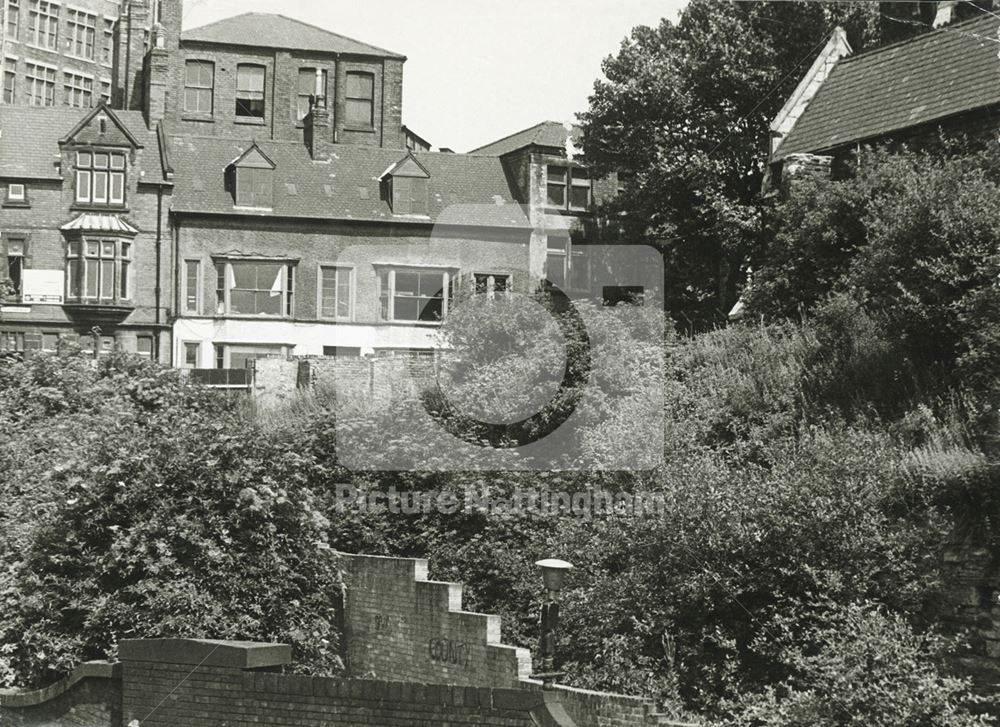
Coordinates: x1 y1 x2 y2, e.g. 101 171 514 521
0 662 121 727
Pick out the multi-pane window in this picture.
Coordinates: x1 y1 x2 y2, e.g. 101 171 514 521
0 331 25 355
66 8 96 59
99 78 110 105
100 17 114 65
473 273 511 300
5 0 19 38
25 62 55 106
378 267 452 322
546 165 592 211
390 176 427 215
63 71 93 107
545 235 589 291
345 71 374 127
75 150 126 205
183 259 201 313
66 238 131 302
297 67 327 120
215 260 293 317
136 335 153 359
4 238 24 299
235 64 265 118
182 341 200 368
184 59 213 114
234 167 272 208
319 265 352 319
2 66 14 103
27 0 58 49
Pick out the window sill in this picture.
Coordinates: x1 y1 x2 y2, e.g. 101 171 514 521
343 125 375 134
2 200 30 208
234 117 266 126
70 203 129 214
25 43 59 54
182 114 215 123
232 205 274 213
65 53 97 64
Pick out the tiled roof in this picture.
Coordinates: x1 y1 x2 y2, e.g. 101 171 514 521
469 120 582 156
775 14 1000 159
181 13 405 59
168 136 528 228
0 106 166 181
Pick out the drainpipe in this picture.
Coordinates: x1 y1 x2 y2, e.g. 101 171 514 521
153 182 163 362
123 2 133 109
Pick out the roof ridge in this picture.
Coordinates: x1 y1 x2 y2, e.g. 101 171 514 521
181 11 404 58
468 120 571 154
270 13 404 58
840 11 997 65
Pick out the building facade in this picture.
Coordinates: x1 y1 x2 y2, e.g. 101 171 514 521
0 0 647 370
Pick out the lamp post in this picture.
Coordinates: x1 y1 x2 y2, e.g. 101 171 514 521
532 558 573 688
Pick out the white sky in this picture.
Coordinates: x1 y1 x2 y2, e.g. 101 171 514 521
182 0 687 152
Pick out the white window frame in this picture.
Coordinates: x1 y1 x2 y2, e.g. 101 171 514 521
317 263 354 321
75 149 126 205
472 271 512 300
65 7 96 61
63 69 93 107
377 265 454 324
182 258 202 314
24 59 56 106
65 236 131 303
214 258 295 318
26 0 59 50
7 183 26 201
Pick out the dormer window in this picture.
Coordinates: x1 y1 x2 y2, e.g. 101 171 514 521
228 143 276 209
382 153 430 216
391 176 427 215
75 150 126 206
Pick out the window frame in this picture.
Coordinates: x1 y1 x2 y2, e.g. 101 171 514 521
183 59 214 115
26 0 59 50
2 64 15 104
63 70 93 107
233 166 273 209
5 0 19 39
296 67 327 121
344 70 374 128
74 149 126 207
4 237 25 300
235 63 265 120
65 236 132 304
377 265 455 324
472 272 512 300
24 60 56 106
65 7 96 61
181 340 200 368
0 330 26 356
546 164 592 212
390 175 428 216
545 234 589 293
317 263 354 321
5 183 28 205
214 258 295 318
182 258 202 314
100 17 114 66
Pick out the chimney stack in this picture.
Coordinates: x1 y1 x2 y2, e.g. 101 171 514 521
305 71 334 159
933 0 958 27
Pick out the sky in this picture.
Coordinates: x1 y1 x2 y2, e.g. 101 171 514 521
182 0 688 153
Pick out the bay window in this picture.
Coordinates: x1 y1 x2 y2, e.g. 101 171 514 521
66 237 131 302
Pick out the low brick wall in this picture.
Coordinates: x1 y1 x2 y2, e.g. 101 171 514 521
0 662 121 727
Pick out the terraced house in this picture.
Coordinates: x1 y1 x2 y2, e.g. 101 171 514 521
0 0 638 370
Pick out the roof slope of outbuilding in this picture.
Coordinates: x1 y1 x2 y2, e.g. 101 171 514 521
469 120 582 156
775 14 1000 158
181 13 405 59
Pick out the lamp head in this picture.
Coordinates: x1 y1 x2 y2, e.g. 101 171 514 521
535 558 573 595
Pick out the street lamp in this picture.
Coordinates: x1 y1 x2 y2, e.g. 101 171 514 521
532 558 573 688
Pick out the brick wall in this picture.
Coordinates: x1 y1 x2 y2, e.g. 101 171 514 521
0 662 120 727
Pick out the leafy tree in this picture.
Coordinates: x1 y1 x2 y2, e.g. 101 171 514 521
0 351 342 689
581 0 911 329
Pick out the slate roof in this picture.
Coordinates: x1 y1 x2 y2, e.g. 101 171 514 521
469 120 582 156
775 14 1000 159
168 136 528 228
181 13 405 59
0 106 168 181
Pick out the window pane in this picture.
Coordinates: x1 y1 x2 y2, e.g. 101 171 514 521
86 260 98 297
76 170 91 202
93 171 108 202
546 253 566 288
93 152 109 168
185 260 199 311
569 185 590 209
298 68 315 95
110 154 125 170
68 259 80 298
237 65 264 93
346 98 372 126
110 172 124 203
119 260 129 298
546 183 565 207
100 259 114 298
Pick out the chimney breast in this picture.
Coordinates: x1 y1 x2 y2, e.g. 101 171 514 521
306 99 334 159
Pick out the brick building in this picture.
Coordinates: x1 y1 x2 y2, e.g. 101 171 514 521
766 11 1000 189
1 0 645 367
0 103 172 358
